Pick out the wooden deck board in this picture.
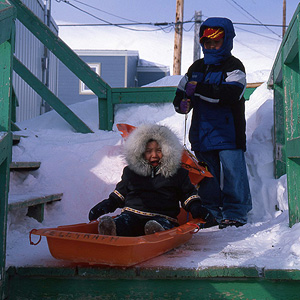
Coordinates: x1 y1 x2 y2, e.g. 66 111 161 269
10 161 41 171
8 193 63 222
5 265 300 299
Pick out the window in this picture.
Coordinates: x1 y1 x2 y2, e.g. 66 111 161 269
79 63 101 95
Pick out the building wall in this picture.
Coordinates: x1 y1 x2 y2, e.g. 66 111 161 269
58 55 128 106
76 50 139 88
86 55 126 88
58 61 93 106
58 50 139 106
137 68 170 87
13 0 59 122
57 49 170 106
126 55 139 87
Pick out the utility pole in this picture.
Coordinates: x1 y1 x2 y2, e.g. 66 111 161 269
282 0 286 38
173 0 184 75
193 11 202 62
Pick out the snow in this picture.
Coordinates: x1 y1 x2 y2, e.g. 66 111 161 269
138 59 168 68
8 80 299 271
6 25 299 271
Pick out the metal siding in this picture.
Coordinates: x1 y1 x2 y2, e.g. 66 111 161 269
58 61 94 106
48 50 58 96
43 17 59 113
13 0 59 122
57 52 168 105
137 71 170 87
83 56 125 88
85 56 125 87
126 56 138 87
58 55 128 106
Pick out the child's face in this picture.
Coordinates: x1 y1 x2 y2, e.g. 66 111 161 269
144 140 163 167
203 38 224 50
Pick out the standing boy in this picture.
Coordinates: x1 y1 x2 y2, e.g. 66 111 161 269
173 17 252 228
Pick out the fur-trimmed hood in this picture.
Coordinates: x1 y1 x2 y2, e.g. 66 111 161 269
124 124 183 178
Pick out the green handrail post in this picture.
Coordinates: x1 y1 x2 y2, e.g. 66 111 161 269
9 0 99 133
13 57 93 134
10 0 108 96
0 0 16 298
98 96 109 131
11 87 21 131
269 3 300 227
99 86 177 130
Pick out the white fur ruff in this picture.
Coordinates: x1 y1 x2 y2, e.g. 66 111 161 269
124 124 183 178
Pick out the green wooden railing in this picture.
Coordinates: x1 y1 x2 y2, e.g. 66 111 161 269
0 1 15 298
269 3 300 227
11 0 95 133
9 0 176 132
9 0 258 133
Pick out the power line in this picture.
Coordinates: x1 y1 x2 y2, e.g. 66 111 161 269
235 26 281 42
55 0 171 32
70 0 139 23
225 0 254 23
55 0 287 37
233 22 288 28
234 38 277 60
57 19 288 42
58 20 287 29
228 0 282 38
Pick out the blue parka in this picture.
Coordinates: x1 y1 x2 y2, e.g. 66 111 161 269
173 17 247 152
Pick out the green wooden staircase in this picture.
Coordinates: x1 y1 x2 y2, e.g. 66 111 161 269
9 136 63 223
10 0 176 132
2 0 300 299
0 1 15 298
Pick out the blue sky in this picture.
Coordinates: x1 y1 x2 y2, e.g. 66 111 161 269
51 0 300 39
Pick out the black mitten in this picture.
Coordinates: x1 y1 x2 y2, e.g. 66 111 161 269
189 201 212 220
88 200 110 221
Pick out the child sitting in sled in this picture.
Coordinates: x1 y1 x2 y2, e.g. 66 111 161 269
88 124 214 236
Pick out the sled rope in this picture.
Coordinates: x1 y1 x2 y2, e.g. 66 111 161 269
29 229 42 245
184 113 188 148
181 162 206 174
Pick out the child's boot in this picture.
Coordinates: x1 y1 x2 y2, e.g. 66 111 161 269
98 216 117 236
144 220 165 235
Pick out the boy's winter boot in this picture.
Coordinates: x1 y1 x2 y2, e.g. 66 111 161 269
98 216 117 236
144 220 165 235
219 219 245 229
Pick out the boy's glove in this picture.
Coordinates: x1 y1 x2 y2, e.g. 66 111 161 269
88 200 110 221
189 201 213 221
185 81 197 98
179 99 191 114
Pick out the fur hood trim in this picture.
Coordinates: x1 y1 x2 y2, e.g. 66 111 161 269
124 124 183 178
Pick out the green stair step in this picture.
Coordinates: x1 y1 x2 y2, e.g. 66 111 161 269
8 193 63 222
12 135 21 145
12 134 27 145
10 161 41 171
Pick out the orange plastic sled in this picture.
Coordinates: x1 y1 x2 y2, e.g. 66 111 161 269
116 123 213 186
30 209 203 267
